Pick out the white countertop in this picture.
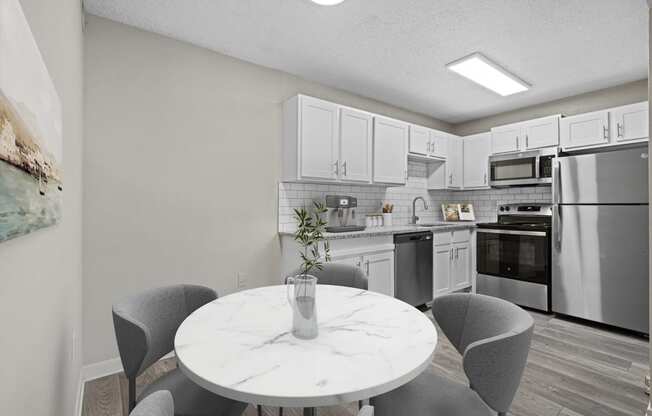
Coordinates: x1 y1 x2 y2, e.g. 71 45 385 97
279 221 477 240
175 285 438 407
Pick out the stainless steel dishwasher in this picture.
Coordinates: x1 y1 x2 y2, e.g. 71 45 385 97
394 231 433 307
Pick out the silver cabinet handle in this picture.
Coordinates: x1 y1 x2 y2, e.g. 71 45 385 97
449 173 453 185
526 134 529 148
484 172 487 184
455 247 459 259
343 160 347 176
449 249 453 261
356 259 362 268
603 125 609 140
365 259 370 276
617 122 623 138
334 160 339 176
515 136 519 149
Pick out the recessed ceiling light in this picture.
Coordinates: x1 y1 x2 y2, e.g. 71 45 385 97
310 0 345 5
446 53 530 96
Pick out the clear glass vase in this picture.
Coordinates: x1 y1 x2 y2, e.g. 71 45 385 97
286 274 318 339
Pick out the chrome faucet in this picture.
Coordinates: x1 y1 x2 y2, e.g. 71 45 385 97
411 196 429 225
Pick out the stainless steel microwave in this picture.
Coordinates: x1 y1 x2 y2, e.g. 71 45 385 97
489 148 556 187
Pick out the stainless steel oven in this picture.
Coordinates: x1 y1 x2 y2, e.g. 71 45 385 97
476 204 552 312
489 148 556 187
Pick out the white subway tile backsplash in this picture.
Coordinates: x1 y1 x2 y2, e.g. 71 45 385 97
278 160 552 230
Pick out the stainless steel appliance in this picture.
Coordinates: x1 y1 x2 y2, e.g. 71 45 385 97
553 146 649 333
476 204 552 312
325 195 365 233
489 148 556 187
394 232 433 307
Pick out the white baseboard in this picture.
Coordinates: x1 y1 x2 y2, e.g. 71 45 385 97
82 352 176 383
82 356 124 382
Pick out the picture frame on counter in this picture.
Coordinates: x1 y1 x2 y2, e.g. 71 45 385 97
441 203 475 222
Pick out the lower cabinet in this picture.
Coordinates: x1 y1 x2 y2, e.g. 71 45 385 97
433 229 473 298
331 250 394 297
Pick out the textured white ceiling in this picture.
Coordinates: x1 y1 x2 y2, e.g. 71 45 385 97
83 0 649 123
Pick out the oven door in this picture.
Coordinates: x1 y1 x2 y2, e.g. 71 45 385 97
476 228 549 284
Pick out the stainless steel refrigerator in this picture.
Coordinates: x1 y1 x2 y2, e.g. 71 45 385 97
552 146 649 333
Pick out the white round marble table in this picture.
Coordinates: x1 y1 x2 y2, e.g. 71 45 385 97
175 285 438 414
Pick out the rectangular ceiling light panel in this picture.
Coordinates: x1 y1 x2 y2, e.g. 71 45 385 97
447 53 530 96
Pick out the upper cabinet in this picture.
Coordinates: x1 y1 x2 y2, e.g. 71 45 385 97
408 125 448 159
463 132 491 189
373 117 408 185
560 102 648 151
339 107 373 183
612 102 648 144
447 135 463 189
560 110 609 150
491 115 560 154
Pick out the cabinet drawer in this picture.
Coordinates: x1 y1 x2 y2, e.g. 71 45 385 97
433 231 452 246
452 229 470 243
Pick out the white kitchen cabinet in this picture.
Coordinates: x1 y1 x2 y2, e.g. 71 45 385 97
451 242 471 290
330 250 394 297
523 115 560 150
447 136 463 189
433 245 452 297
431 131 448 159
364 251 395 297
433 229 473 297
409 125 431 156
373 117 408 185
612 102 648 143
282 95 339 181
560 110 610 150
491 125 521 154
339 108 373 183
463 132 491 189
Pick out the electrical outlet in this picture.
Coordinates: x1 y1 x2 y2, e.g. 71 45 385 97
237 272 248 290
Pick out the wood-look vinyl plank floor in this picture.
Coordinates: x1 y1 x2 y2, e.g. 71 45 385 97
82 311 649 416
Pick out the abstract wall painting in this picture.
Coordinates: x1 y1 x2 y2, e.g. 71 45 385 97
0 0 63 242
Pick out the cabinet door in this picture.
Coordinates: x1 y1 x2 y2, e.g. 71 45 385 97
364 252 394 296
448 136 464 189
452 243 471 290
462 132 491 188
331 254 362 270
299 96 339 180
340 108 373 183
409 125 431 156
524 115 560 149
434 245 452 297
560 110 609 150
373 117 408 185
431 130 448 159
491 125 522 154
612 102 648 143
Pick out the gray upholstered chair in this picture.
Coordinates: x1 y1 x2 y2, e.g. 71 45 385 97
131 391 174 416
113 285 248 416
357 405 374 416
286 263 368 290
371 293 534 416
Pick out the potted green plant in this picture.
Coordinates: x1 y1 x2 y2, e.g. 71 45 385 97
287 201 330 339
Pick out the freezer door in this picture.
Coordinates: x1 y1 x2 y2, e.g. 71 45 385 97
557 147 648 204
552 204 649 333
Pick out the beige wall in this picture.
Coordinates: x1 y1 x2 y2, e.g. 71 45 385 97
0 0 83 415
82 15 450 365
453 79 648 136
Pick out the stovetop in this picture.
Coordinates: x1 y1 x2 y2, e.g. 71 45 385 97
477 204 553 231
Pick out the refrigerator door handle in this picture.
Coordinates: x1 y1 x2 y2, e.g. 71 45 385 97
553 158 561 204
555 205 562 247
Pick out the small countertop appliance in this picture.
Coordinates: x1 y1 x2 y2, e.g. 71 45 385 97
325 195 366 233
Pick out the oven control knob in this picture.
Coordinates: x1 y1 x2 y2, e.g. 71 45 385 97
505 206 511 211
499 206 505 211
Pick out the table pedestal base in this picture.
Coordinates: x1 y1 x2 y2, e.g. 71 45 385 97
303 408 315 416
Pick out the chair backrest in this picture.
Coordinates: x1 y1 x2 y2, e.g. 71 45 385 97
357 405 374 416
287 263 368 290
113 284 217 379
130 391 173 416
432 293 534 414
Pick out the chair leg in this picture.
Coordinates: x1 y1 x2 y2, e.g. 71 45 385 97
257 405 262 416
279 408 283 416
128 377 136 412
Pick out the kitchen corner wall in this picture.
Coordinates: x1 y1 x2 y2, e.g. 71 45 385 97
278 159 551 231
0 1 84 415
